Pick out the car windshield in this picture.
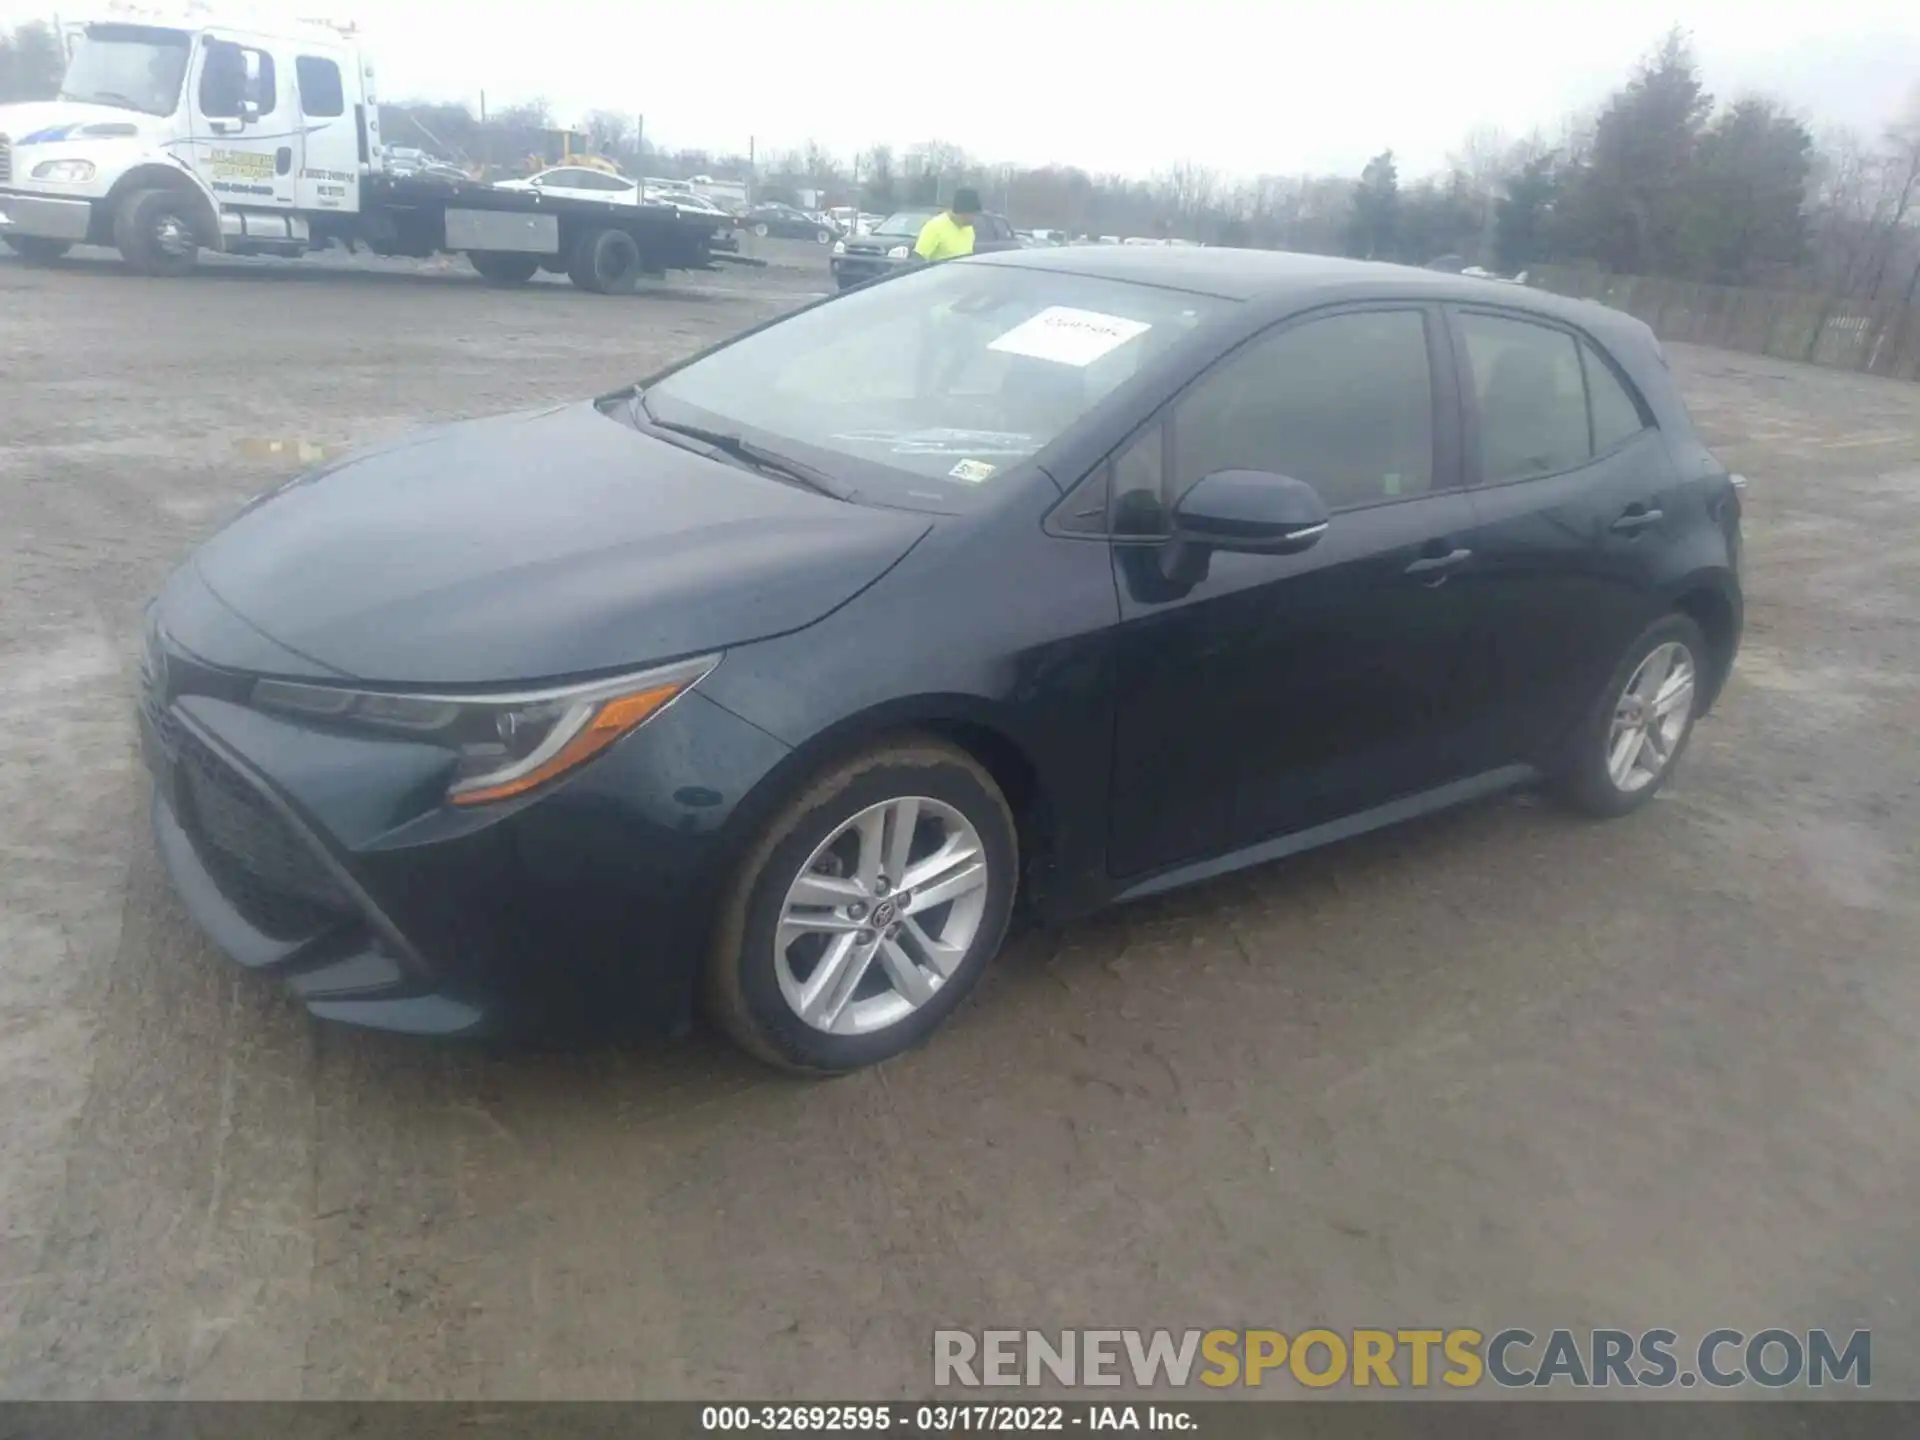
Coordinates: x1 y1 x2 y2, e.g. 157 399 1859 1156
874 210 938 237
58 24 191 117
644 261 1231 498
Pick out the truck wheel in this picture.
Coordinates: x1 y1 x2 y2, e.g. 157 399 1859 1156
113 188 201 277
469 251 539 286
567 226 643 295
2 236 71 264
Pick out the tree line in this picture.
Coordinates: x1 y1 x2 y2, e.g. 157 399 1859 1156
5 20 1919 304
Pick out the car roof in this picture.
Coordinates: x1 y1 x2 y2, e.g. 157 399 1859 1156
965 245 1646 340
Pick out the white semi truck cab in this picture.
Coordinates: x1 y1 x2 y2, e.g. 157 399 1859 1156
0 7 728 292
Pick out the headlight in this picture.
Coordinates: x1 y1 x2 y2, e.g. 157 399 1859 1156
251 653 718 806
32 159 96 183
831 239 846 255
886 244 909 259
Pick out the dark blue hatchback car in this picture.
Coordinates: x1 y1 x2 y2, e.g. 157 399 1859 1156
140 248 1742 1072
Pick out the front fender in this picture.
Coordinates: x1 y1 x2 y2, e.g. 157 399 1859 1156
102 156 225 249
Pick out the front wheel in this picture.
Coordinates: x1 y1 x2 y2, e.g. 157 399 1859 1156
113 187 201 277
815 228 833 245
707 739 1018 1074
3 235 71 264
753 221 770 238
1550 612 1706 817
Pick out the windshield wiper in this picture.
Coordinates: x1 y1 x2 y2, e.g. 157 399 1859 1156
64 89 148 112
632 394 848 500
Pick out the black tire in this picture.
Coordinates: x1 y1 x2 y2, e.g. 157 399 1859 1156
566 225 643 294
815 228 833 245
469 251 539 285
112 187 201 277
753 221 770 239
3 235 71 264
706 738 1018 1075
1549 612 1708 818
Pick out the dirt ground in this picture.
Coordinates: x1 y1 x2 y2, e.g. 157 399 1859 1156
2 245 1917 1401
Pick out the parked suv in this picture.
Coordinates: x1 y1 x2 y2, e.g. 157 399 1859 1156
831 208 1020 289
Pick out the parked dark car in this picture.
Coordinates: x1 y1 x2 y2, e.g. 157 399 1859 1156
139 249 1742 1073
831 207 1021 289
743 203 839 243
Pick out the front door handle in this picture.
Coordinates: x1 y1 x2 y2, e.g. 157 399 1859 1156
1611 507 1664 535
1405 547 1473 581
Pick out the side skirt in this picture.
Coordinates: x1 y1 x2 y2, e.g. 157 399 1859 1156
1112 765 1538 904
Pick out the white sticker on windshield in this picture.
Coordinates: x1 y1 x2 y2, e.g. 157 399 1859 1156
949 459 997 483
988 307 1152 367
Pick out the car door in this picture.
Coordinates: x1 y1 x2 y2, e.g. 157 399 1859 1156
1442 306 1683 768
1106 303 1480 879
189 32 299 208
291 53 355 211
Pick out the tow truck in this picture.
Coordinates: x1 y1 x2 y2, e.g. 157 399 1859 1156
0 6 728 292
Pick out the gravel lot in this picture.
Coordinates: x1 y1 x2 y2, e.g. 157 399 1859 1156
2 245 1918 1400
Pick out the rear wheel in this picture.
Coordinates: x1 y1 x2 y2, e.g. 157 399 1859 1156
1550 613 1706 817
707 739 1018 1074
113 187 201 277
468 251 539 285
3 235 71 264
753 221 770 238
566 225 643 294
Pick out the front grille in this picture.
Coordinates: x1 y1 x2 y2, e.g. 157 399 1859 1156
172 723 350 911
143 671 356 935
0 134 11 185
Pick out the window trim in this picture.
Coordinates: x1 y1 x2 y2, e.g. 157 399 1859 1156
1445 303 1659 491
1043 299 1462 540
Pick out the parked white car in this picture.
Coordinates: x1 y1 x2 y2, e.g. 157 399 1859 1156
494 166 640 205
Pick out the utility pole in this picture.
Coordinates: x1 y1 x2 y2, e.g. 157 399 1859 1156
635 113 644 170
478 90 487 177
747 136 756 205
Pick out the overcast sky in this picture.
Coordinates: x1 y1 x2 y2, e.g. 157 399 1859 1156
8 0 1920 176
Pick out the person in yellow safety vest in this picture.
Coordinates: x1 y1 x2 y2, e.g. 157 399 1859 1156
913 188 983 262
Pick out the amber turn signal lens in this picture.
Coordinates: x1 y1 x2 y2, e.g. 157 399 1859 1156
448 682 685 806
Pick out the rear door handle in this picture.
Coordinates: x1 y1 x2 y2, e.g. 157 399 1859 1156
1611 507 1664 534
1404 547 1473 580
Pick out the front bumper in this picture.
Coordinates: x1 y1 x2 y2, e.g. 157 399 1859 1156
139 632 792 1039
0 188 95 243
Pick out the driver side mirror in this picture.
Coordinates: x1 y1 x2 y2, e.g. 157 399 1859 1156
238 99 261 125
1157 469 1329 586
1173 469 1329 553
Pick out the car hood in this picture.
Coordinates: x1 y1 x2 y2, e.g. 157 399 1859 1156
0 100 158 143
183 402 931 685
845 232 921 253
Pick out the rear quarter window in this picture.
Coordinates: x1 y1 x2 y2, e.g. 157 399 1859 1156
1582 339 1653 452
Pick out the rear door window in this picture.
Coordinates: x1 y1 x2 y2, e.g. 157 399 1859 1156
295 56 343 117
1456 311 1594 482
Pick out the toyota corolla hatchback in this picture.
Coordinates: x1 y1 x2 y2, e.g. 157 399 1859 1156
139 248 1742 1073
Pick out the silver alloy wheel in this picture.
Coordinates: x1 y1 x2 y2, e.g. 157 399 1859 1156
1606 641 1696 793
775 795 990 1035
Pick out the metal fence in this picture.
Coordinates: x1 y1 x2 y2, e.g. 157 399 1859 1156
1531 265 1920 383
